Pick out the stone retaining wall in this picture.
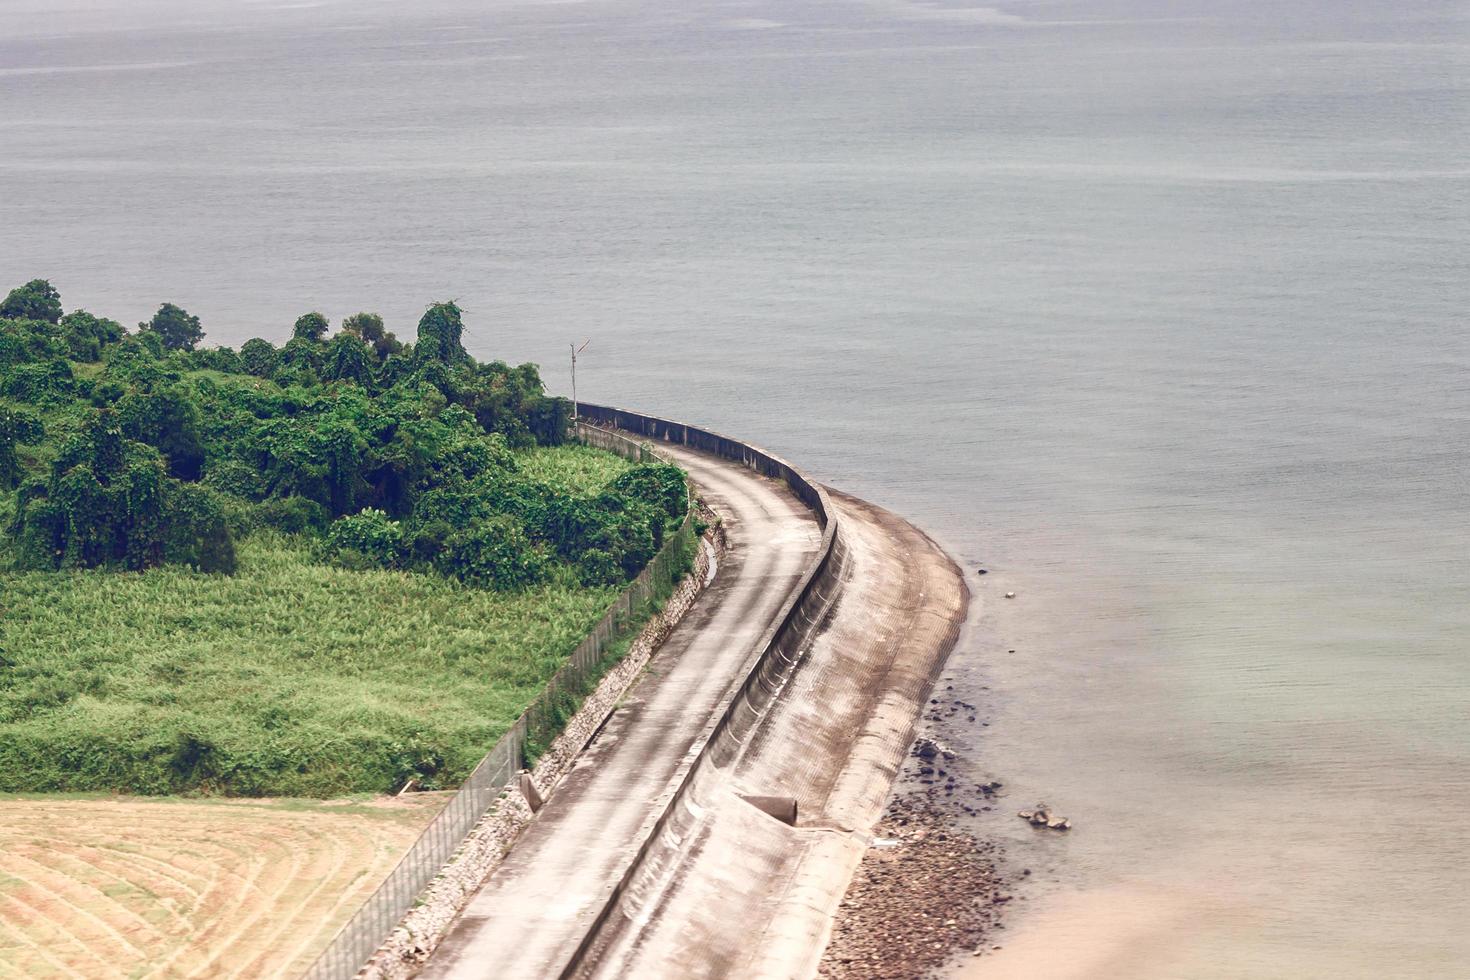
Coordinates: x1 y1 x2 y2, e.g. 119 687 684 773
361 504 722 980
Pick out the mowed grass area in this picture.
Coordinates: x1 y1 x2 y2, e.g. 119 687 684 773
0 792 445 978
0 446 636 798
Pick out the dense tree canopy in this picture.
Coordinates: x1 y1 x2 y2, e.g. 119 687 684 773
141 302 205 352
342 311 401 361
1 283 684 590
0 280 63 324
292 311 329 343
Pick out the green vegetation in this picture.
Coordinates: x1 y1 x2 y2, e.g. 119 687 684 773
0 534 624 796
0 279 686 590
0 280 691 797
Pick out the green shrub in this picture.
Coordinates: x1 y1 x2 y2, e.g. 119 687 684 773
58 310 124 361
255 495 329 534
438 516 547 590
324 507 404 569
240 337 278 377
1 358 73 405
0 401 43 488
190 345 243 373
576 548 621 586
607 463 688 526
162 483 237 573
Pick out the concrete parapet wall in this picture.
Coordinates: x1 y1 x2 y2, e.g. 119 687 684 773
576 406 832 525
565 406 847 978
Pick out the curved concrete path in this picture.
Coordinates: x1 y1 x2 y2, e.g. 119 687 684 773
418 443 821 980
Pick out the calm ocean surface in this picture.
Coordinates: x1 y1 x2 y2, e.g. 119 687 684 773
2 1 1467 975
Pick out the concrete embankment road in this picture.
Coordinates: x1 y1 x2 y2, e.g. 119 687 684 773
572 489 968 980
418 442 821 980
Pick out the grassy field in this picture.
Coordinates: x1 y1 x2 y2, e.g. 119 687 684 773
0 445 637 798
0 792 443 978
516 443 642 494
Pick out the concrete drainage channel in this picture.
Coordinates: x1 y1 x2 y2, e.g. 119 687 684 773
556 405 846 980
355 526 721 980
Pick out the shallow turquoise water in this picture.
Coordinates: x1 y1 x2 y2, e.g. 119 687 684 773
2 1 1467 975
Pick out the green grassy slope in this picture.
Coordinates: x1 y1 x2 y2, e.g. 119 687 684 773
0 446 636 797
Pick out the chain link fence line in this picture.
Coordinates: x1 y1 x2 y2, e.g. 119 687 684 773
302 423 695 980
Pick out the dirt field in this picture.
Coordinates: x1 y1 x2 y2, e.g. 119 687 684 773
0 793 444 979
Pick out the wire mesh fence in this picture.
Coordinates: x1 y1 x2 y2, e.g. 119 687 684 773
302 424 695 980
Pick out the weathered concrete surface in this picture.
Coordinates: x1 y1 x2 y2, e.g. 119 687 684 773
417 443 821 980
360 505 718 980
574 490 969 980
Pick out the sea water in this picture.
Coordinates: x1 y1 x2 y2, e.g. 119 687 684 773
2 1 1466 975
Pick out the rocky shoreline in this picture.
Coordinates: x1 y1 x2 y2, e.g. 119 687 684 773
817 718 1018 979
817 790 1012 979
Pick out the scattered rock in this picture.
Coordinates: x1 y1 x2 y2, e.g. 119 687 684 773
1017 801 1071 831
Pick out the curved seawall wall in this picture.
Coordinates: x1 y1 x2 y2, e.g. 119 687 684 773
567 405 849 977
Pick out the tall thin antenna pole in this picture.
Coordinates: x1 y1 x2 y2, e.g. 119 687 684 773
570 340 590 432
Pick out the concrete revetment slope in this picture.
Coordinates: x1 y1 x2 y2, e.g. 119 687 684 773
416 407 967 980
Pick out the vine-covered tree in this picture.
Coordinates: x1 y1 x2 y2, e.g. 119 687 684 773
58 310 124 361
141 303 205 352
9 409 234 573
239 337 278 377
292 311 329 343
414 302 469 366
0 279 63 324
323 332 371 384
341 312 402 361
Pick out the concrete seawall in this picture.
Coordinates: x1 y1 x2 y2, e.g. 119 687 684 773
417 406 966 980
566 407 968 979
564 404 848 978
419 418 825 980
